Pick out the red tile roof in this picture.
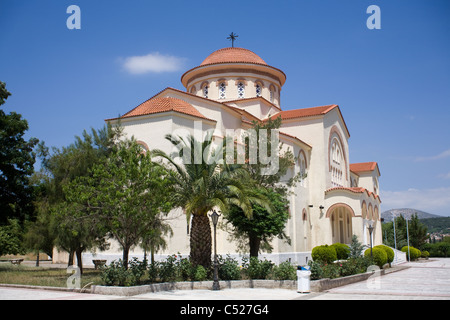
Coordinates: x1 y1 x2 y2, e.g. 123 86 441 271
267 104 338 121
200 47 267 66
350 162 379 174
118 96 214 121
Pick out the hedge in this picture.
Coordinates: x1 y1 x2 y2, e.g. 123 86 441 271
374 245 394 266
401 246 421 261
364 247 387 268
312 245 337 263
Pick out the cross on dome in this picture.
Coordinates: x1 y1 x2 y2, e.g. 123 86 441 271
227 32 238 47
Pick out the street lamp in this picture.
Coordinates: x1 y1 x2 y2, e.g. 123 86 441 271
210 210 221 291
368 223 374 257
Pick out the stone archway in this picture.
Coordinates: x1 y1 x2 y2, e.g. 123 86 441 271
326 203 355 245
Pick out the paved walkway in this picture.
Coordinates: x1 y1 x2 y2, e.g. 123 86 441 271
305 258 450 300
0 258 449 300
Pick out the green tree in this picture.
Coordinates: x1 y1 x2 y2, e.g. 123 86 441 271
408 214 428 249
0 219 25 256
223 117 299 258
31 124 121 269
154 133 268 269
382 214 428 250
0 81 38 224
225 187 289 257
65 140 174 269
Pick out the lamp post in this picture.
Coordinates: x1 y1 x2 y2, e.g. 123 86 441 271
210 210 221 290
368 224 374 257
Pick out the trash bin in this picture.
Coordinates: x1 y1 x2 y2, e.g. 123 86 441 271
297 266 311 293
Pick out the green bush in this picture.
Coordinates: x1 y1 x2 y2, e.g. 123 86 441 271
158 254 178 282
100 260 134 286
309 256 374 280
339 257 373 277
401 246 421 261
242 256 274 279
364 247 387 268
330 243 350 260
193 265 208 281
421 250 430 259
312 245 337 263
177 257 195 281
271 261 296 280
375 245 394 266
218 255 241 280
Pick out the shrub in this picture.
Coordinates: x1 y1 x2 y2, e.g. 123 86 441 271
100 260 133 286
321 263 340 279
271 261 296 280
312 245 337 263
177 257 195 281
364 247 387 268
339 257 373 277
375 245 394 266
159 254 178 282
242 256 274 279
331 243 350 260
127 257 147 286
193 265 208 281
218 255 241 280
401 246 421 261
421 250 429 259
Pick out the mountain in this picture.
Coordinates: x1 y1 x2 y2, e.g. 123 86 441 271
381 208 441 222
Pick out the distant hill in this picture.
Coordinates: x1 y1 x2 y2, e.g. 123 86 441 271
420 217 450 234
381 208 441 222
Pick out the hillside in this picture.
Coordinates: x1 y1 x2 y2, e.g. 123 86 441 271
381 208 441 222
420 217 450 234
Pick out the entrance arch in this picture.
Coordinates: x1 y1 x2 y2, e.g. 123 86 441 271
326 203 355 245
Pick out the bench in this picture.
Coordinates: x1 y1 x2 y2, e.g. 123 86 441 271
9 259 24 265
92 259 107 269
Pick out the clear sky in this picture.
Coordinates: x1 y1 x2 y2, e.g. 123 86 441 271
1 0 449 216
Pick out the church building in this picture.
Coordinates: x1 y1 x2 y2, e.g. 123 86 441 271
66 46 383 265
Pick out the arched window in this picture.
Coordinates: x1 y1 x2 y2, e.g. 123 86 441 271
330 138 344 187
255 83 262 97
269 85 276 103
219 82 226 99
237 82 245 99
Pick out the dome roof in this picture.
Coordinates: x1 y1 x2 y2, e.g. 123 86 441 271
200 47 267 66
181 47 286 88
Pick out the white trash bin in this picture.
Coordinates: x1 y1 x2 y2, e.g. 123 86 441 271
297 266 311 293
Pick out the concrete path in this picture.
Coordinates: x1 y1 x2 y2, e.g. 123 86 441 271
303 258 450 300
0 258 449 300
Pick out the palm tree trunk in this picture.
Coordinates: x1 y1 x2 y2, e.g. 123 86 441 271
190 214 212 270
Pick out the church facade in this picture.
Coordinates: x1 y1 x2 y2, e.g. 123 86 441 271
62 47 383 265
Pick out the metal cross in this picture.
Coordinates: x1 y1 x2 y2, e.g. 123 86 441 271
227 32 238 47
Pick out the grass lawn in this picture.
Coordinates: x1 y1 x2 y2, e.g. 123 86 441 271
0 263 102 289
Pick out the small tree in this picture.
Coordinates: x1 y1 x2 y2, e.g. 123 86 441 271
349 235 365 258
65 140 174 269
0 81 38 224
225 187 289 257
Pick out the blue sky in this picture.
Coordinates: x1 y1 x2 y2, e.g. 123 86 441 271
1 0 449 216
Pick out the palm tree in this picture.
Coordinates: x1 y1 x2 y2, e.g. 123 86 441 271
154 132 269 269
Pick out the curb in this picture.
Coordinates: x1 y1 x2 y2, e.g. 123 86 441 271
0 283 92 293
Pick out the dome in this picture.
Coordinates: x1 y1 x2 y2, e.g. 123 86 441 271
181 47 286 89
200 47 267 66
